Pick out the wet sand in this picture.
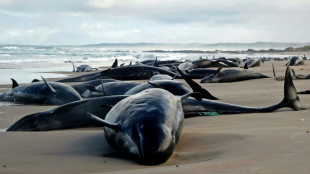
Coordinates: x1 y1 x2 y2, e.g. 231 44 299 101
1 60 310 173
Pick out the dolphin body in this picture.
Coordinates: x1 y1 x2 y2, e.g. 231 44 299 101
71 79 119 97
200 68 270 83
56 72 101 82
286 56 305 66
0 78 82 105
92 81 141 97
242 58 261 68
100 65 177 80
89 88 190 164
184 66 303 116
192 59 229 68
184 68 217 79
69 61 98 72
6 95 128 131
6 66 303 132
124 80 191 96
57 63 177 82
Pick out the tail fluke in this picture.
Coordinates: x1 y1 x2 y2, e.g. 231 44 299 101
281 66 304 110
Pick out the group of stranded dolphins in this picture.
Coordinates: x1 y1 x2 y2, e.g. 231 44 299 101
0 55 307 164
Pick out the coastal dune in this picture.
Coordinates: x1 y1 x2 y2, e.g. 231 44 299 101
1 60 310 173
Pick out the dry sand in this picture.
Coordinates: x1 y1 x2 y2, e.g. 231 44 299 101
1 60 310 174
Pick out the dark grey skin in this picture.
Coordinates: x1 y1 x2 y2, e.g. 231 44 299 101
184 68 217 79
286 56 305 66
7 95 128 131
69 61 98 72
184 66 303 116
92 81 141 97
124 80 191 96
6 66 303 132
200 68 270 83
218 58 240 67
89 88 188 165
242 58 261 68
0 78 82 105
192 59 229 68
71 79 119 97
56 72 101 82
100 65 177 80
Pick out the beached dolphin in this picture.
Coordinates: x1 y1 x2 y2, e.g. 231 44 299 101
100 65 177 80
71 79 119 97
92 81 141 97
286 56 305 66
0 77 82 105
56 72 101 82
242 58 261 68
184 68 217 79
200 67 270 83
7 95 128 131
6 66 303 132
184 66 303 116
124 80 191 96
88 88 199 164
69 61 98 72
218 58 240 67
192 59 229 68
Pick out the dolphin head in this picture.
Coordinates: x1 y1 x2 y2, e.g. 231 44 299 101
101 114 178 165
131 119 175 165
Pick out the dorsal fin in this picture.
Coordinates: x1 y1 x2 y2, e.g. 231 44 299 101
32 79 40 83
11 78 19 89
129 60 132 66
180 92 202 101
244 63 248 69
215 67 223 77
152 57 158 67
41 76 56 94
99 74 105 95
69 61 76 72
272 63 276 77
111 58 118 68
88 112 121 132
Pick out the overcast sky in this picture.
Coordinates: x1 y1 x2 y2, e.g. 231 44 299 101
0 0 309 45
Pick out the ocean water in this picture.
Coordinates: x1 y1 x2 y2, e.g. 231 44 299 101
0 44 297 84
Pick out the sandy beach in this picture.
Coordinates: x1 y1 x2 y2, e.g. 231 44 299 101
1 60 310 174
